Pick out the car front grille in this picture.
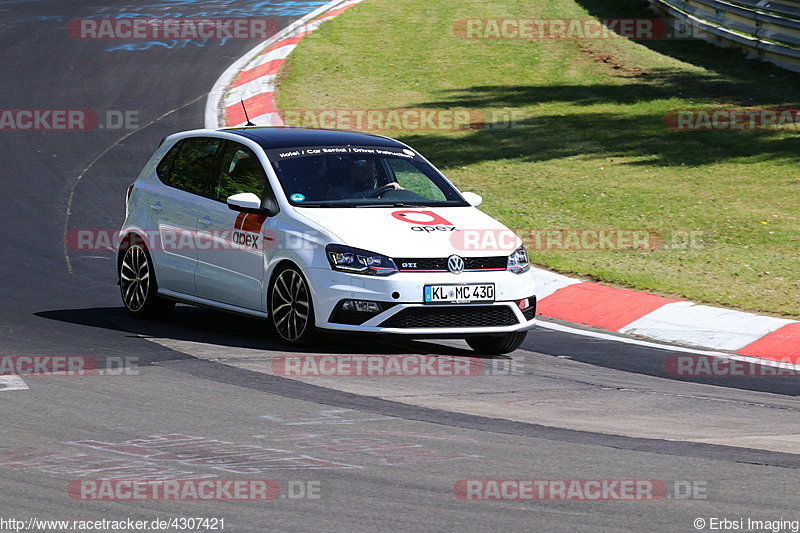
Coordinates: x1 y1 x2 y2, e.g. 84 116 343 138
395 256 507 272
378 305 519 329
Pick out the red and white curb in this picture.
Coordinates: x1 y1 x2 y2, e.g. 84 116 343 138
205 0 800 362
205 0 364 129
537 270 799 362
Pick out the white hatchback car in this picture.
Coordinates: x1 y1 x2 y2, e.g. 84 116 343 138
118 127 536 354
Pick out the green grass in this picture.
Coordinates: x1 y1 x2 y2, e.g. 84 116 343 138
277 0 800 318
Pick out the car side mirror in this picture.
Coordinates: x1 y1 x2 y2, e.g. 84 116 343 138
462 191 483 207
227 192 262 211
227 192 281 217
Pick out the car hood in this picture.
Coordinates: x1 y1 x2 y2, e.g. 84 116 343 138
292 206 520 258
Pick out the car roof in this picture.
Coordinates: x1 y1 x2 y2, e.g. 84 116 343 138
219 126 406 150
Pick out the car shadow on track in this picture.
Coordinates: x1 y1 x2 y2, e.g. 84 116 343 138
35 307 797 396
35 305 495 358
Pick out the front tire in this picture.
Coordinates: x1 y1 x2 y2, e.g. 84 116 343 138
119 240 174 319
466 331 527 355
269 265 315 344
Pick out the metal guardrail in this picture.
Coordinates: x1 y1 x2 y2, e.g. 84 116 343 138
648 0 800 73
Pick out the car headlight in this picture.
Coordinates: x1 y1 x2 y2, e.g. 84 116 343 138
326 244 398 276
507 245 530 274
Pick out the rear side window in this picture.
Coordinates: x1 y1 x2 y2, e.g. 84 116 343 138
156 144 179 182
167 138 223 197
214 142 268 201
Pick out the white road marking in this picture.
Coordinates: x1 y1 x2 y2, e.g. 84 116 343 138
63 94 206 275
0 375 29 391
260 409 394 425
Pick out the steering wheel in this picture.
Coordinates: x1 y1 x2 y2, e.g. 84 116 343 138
372 184 397 198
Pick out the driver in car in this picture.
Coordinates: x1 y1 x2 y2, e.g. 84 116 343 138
329 158 404 199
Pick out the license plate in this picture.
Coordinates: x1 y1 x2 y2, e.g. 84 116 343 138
423 284 495 304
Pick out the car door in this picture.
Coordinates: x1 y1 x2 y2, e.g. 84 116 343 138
194 141 274 312
151 137 223 296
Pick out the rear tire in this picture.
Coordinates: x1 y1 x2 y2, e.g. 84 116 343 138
118 238 174 319
269 265 316 344
466 331 527 355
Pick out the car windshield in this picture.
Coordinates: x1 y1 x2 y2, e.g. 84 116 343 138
265 145 468 207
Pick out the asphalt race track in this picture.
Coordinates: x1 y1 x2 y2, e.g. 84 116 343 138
2 1 799 531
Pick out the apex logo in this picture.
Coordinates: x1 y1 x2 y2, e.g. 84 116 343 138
392 210 456 233
232 230 259 249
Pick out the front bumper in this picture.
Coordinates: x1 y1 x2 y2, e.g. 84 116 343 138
305 267 537 336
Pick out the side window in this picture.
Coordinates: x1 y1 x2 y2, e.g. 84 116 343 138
214 142 268 202
168 138 223 197
386 158 447 201
156 143 179 183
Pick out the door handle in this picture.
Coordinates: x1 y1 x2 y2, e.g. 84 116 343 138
150 202 162 212
198 216 212 226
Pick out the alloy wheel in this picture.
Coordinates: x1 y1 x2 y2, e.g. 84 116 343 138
120 245 150 312
271 268 311 342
